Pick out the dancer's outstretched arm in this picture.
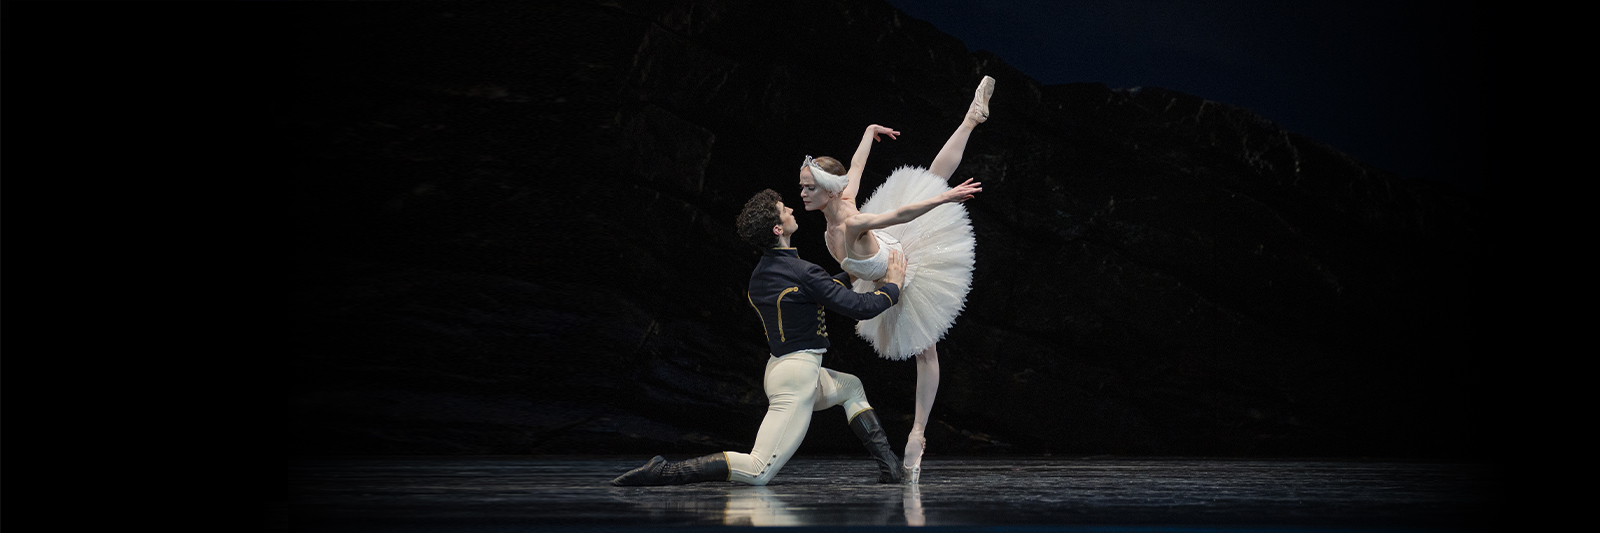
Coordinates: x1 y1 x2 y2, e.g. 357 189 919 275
845 124 899 202
845 178 981 234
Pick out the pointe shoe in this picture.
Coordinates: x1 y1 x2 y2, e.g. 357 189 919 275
965 75 995 125
901 433 926 484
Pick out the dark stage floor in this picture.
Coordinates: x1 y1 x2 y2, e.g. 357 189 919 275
277 457 1501 531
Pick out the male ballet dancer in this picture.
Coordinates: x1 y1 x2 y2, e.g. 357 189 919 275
610 189 907 486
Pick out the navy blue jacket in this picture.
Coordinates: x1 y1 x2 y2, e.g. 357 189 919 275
747 247 900 355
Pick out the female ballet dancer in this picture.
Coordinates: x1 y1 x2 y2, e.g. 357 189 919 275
797 75 993 483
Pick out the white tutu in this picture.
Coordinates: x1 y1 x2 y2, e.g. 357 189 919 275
852 166 976 360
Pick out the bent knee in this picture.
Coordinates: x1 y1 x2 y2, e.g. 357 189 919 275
834 372 864 394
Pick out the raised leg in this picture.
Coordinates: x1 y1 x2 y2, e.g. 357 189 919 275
928 76 994 180
902 344 940 483
927 124 974 181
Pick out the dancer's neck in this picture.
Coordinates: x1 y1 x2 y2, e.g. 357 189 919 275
820 198 857 225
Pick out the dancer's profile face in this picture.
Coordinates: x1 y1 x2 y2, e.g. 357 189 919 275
774 201 799 236
798 168 829 211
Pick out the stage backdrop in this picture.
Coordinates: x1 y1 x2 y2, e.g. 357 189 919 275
285 0 1486 459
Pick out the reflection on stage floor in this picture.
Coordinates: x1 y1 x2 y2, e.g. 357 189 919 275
278 457 1500 531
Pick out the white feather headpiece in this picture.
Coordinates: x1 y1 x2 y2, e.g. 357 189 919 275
801 155 849 194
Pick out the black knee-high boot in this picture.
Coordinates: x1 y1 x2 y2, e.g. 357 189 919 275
849 409 903 484
610 453 730 486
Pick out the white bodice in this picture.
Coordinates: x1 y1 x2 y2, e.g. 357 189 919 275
840 231 901 282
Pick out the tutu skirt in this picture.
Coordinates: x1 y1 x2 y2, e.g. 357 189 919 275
852 166 976 360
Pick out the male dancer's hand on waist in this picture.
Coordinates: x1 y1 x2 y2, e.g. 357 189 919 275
883 249 907 289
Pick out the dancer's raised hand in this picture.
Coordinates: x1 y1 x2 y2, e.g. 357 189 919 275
846 125 902 203
940 178 982 203
849 178 983 232
866 124 900 142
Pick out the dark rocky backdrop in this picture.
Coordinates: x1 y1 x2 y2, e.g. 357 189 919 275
284 0 1488 460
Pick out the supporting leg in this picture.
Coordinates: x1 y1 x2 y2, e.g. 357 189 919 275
903 344 940 483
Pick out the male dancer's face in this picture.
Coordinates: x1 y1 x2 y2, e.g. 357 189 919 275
773 201 799 237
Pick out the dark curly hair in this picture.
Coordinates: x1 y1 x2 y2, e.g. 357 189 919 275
736 189 784 249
